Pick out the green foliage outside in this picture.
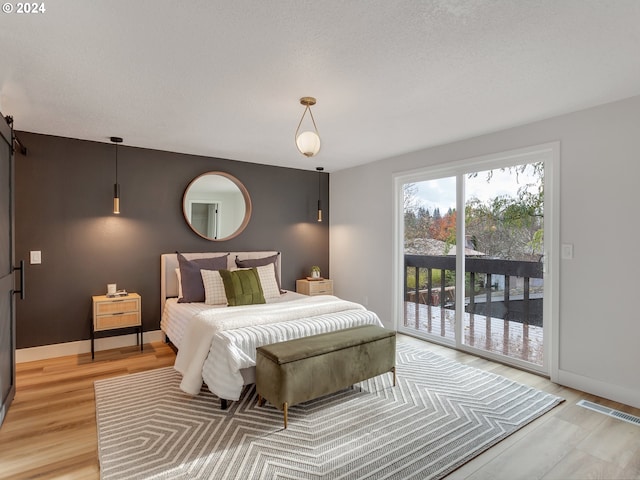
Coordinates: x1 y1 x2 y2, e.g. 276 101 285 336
404 163 545 304
405 267 455 289
406 268 485 295
404 162 544 263
406 267 435 289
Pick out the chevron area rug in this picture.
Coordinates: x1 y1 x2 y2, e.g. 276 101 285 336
94 343 563 480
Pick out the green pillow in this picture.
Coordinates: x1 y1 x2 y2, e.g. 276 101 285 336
219 268 266 306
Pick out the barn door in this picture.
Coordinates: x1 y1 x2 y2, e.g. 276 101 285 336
0 115 17 428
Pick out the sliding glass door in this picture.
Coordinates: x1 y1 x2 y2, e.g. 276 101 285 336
403 176 458 345
462 164 545 366
395 144 558 373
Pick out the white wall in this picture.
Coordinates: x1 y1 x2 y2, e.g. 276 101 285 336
330 95 640 408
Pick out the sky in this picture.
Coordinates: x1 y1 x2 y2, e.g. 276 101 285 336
409 164 541 214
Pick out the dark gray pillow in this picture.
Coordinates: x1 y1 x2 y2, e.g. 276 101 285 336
177 253 229 303
235 254 281 291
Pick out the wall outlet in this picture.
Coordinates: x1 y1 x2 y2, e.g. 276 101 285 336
30 250 42 264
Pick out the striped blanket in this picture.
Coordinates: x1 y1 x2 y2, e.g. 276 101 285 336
174 295 382 399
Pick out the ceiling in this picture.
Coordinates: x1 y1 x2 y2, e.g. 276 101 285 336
2 1 640 172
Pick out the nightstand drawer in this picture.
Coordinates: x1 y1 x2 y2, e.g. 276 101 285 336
296 279 333 296
308 281 332 295
95 298 139 315
95 312 141 331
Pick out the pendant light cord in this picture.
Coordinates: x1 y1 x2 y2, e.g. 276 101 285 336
110 136 123 184
115 142 118 184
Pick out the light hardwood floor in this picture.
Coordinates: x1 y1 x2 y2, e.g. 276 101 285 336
0 342 176 480
0 337 638 480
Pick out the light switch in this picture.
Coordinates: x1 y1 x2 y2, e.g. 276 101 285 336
30 250 42 264
561 244 573 260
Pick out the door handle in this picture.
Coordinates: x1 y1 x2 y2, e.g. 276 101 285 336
13 260 24 300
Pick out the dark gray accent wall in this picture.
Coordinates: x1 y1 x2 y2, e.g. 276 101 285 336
14 132 329 348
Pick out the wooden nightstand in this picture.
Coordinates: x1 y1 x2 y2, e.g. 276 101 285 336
91 293 142 359
296 278 333 296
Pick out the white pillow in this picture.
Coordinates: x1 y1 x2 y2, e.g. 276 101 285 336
256 264 281 299
201 269 228 305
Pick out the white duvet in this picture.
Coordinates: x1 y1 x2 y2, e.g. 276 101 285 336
173 295 382 398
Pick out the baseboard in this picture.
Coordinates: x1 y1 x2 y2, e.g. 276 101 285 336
558 368 640 410
16 330 165 363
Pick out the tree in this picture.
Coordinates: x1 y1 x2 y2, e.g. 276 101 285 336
429 209 456 243
404 163 544 267
465 163 544 261
403 183 419 213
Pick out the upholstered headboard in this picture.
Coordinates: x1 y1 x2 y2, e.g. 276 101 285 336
160 251 281 314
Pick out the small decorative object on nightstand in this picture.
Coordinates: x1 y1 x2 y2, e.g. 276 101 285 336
296 278 333 296
91 292 142 359
310 266 321 279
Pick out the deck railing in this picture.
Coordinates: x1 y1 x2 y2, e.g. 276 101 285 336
404 254 544 325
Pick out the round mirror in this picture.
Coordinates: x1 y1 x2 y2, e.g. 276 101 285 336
182 171 252 241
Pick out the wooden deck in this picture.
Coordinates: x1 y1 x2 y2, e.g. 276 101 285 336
403 302 544 366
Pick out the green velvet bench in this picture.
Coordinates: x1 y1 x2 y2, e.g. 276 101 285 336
256 325 396 428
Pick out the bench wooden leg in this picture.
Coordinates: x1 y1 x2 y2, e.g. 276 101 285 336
283 402 288 429
392 366 396 387
257 394 265 407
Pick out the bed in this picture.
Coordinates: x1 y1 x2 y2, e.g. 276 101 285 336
160 251 384 404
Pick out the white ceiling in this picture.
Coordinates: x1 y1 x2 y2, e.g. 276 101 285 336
1 1 640 172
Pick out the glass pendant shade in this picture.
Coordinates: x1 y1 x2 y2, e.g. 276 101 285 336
296 131 321 157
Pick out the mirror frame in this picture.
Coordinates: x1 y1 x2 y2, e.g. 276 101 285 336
182 171 252 241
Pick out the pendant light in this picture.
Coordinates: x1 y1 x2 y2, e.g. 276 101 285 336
295 97 321 157
111 136 123 214
316 167 324 222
